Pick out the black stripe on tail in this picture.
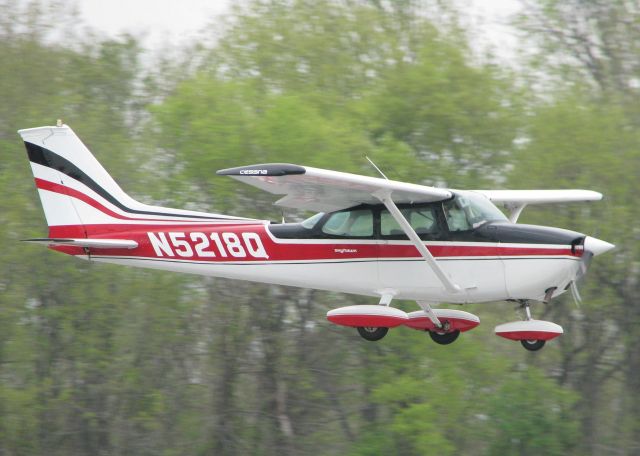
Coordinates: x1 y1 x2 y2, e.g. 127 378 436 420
25 142 225 220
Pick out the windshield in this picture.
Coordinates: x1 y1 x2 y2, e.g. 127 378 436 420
301 212 324 229
443 192 507 231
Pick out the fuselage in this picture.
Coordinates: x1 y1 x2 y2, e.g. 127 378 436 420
52 198 587 304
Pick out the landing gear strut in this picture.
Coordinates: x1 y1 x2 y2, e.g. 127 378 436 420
520 300 545 352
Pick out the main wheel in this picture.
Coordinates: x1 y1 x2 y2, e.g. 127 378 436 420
357 326 388 341
521 339 546 351
428 329 460 345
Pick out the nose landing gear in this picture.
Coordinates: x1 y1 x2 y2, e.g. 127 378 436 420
494 299 564 351
520 339 546 351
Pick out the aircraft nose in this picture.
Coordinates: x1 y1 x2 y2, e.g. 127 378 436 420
583 236 615 256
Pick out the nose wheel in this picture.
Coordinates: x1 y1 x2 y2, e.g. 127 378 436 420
521 339 546 351
519 301 546 351
495 299 564 351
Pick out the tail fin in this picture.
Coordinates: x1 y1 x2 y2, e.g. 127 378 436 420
18 124 250 238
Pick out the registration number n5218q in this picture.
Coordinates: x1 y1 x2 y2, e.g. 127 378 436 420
147 231 269 259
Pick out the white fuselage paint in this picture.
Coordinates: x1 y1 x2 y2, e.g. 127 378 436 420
90 238 581 303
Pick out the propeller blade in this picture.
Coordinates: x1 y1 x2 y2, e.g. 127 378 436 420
570 281 582 308
576 250 594 282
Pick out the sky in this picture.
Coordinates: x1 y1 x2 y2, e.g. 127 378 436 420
77 0 522 59
78 0 231 48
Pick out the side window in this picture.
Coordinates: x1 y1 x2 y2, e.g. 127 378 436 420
321 209 373 237
380 206 440 239
443 199 472 232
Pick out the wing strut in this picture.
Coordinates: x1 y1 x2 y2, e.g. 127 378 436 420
376 192 461 294
505 203 526 223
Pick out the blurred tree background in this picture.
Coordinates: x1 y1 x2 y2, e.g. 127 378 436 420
0 0 638 454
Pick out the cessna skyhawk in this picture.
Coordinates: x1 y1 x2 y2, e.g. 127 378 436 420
18 124 614 351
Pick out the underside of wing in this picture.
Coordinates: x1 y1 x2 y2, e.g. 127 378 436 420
472 189 603 223
217 163 452 212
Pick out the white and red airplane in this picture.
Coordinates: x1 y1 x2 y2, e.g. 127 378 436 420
19 124 614 351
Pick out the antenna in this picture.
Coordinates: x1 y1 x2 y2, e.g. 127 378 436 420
365 156 389 180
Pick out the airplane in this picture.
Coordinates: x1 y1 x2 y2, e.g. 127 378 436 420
18 123 614 351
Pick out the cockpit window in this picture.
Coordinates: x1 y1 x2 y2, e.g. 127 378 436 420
301 212 324 229
443 193 507 232
321 208 373 237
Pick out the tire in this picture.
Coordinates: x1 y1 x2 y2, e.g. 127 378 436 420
428 329 460 345
357 326 389 341
521 339 546 351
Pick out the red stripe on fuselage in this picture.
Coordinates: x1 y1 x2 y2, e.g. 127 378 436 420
46 223 582 262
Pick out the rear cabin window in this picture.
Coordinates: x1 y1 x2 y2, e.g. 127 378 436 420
321 209 373 237
381 206 440 239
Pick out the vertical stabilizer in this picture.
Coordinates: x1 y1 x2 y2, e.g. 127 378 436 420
18 124 252 237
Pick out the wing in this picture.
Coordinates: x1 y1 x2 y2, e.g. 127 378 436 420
218 163 460 293
473 189 603 223
474 189 602 205
217 163 452 212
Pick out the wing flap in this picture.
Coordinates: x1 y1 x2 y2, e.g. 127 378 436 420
23 238 138 249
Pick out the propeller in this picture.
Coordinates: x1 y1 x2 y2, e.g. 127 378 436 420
570 234 613 306
570 250 593 307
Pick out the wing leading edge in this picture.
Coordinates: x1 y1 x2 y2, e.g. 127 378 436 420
217 163 452 212
474 189 602 205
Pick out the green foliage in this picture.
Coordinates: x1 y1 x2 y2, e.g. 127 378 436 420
486 368 579 455
0 0 637 455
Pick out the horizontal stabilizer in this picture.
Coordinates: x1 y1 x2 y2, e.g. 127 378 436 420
22 238 138 249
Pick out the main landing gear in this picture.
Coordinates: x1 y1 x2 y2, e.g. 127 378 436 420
494 297 564 351
325 302 480 344
357 326 389 341
429 329 461 345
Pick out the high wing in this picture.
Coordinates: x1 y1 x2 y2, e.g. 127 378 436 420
474 189 602 205
218 163 461 294
217 163 451 212
473 189 603 223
